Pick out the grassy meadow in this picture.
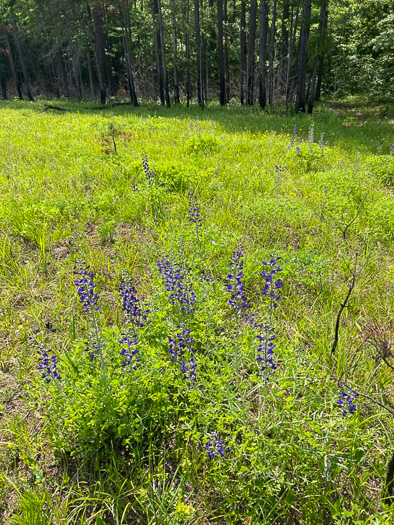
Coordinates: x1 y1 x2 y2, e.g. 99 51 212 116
0 100 393 524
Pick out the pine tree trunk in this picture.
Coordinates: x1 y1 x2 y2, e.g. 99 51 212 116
315 1 329 101
247 0 258 106
92 6 107 104
185 0 191 106
171 0 180 103
224 0 230 102
0 67 7 99
308 2 328 113
280 0 290 94
240 0 246 104
296 0 312 113
258 0 268 108
218 0 226 105
13 17 34 101
157 0 171 107
151 0 164 105
285 0 301 110
194 0 204 107
2 31 22 99
269 0 277 106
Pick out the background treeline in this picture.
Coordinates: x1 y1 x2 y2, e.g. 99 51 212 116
0 0 392 111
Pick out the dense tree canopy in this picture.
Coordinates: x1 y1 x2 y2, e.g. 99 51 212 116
0 0 392 109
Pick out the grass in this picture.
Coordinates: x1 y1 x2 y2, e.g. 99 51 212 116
0 99 393 524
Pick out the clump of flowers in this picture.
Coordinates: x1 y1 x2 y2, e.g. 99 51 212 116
168 324 196 381
74 261 103 362
337 390 358 416
118 275 148 371
261 257 283 309
204 433 229 459
142 154 155 185
38 345 61 383
188 190 202 228
74 262 99 312
157 256 196 314
318 132 325 151
226 247 248 311
307 119 315 143
120 275 149 327
119 333 140 370
256 257 283 377
257 324 276 376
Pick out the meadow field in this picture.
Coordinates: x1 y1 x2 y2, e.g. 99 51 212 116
0 100 393 524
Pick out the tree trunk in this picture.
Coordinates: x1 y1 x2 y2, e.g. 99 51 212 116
185 0 191 106
285 0 301 110
218 0 226 105
240 0 246 104
120 0 138 105
0 66 7 99
87 50 97 100
246 0 258 106
92 5 107 104
224 0 230 102
194 0 204 107
280 0 290 93
157 0 171 107
258 0 268 108
308 2 328 113
12 17 34 101
295 0 312 113
171 0 180 103
151 0 164 105
2 31 22 99
269 0 277 106
315 1 329 101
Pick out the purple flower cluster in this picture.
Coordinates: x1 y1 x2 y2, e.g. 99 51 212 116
157 256 196 314
142 154 155 185
38 346 61 383
119 333 140 370
204 433 229 459
84 340 99 362
188 190 202 228
74 262 99 312
168 324 196 381
226 247 248 311
318 132 325 151
120 276 149 327
257 323 276 376
261 258 283 309
337 390 358 416
307 120 315 143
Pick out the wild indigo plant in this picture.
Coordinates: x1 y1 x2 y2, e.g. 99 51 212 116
120 275 149 327
142 154 155 185
74 262 103 363
256 257 283 378
168 324 196 381
38 345 61 383
188 190 202 228
226 247 248 311
157 256 196 314
74 262 99 312
307 120 315 143
204 433 229 459
337 390 358 416
119 333 140 371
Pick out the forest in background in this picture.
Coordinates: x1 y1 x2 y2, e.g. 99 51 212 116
0 0 393 111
